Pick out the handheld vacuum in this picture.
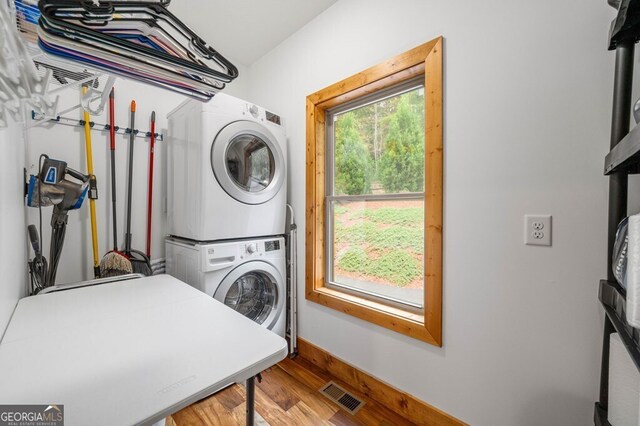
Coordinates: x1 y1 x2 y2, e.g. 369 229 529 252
26 155 90 294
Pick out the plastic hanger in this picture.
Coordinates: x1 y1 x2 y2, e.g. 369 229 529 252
37 32 222 98
39 1 238 81
37 27 221 98
39 9 237 83
34 0 238 100
37 36 216 101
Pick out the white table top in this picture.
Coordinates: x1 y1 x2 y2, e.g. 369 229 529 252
0 275 288 425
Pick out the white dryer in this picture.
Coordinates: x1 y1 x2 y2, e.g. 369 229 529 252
166 236 286 337
167 93 287 241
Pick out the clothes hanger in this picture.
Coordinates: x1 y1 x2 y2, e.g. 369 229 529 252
39 1 238 82
37 36 217 101
37 23 223 95
35 1 238 99
41 13 236 84
37 16 223 86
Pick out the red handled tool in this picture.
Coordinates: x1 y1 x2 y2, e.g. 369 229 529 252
146 111 156 258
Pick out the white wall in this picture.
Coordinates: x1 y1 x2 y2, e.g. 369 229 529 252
25 71 248 285
0 115 27 337
246 0 615 424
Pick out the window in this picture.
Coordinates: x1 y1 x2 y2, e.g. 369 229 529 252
327 81 426 310
306 37 443 345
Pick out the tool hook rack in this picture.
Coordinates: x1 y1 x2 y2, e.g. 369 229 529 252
30 111 163 142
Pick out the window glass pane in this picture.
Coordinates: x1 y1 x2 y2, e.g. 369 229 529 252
333 87 425 196
331 198 424 307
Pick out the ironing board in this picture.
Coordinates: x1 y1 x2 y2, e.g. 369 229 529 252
0 275 288 425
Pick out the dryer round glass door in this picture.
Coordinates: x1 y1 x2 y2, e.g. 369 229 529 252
214 261 284 330
211 121 285 205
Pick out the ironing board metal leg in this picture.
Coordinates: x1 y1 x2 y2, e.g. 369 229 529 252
246 376 255 426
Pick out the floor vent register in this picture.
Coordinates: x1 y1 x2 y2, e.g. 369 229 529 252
319 381 365 415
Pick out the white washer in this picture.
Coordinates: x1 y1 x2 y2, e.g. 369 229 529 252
165 236 286 337
167 93 287 241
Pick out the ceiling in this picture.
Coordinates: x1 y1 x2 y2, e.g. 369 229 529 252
168 0 338 67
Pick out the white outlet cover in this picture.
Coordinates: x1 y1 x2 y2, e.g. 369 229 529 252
525 215 552 246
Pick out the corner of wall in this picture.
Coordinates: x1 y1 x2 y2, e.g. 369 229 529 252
0 115 28 337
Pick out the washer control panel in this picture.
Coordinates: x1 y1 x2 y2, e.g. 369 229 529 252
248 104 259 118
242 239 282 259
264 240 280 252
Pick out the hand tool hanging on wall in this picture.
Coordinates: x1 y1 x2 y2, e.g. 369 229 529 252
82 85 100 278
27 224 47 295
100 87 133 277
26 155 90 292
146 111 156 258
124 100 152 276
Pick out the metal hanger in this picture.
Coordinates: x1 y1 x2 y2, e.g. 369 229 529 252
35 0 238 100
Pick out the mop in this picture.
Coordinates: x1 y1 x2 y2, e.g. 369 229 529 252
100 88 133 277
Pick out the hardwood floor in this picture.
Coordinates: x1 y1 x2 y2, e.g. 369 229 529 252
170 357 413 425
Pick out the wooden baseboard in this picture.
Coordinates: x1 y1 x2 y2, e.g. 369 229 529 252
296 338 466 426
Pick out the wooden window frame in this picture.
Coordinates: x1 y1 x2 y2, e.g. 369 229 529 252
305 37 443 346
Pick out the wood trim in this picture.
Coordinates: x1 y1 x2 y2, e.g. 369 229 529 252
307 38 439 105
305 98 320 297
308 287 437 343
305 37 444 345
317 62 426 111
424 37 444 345
296 338 466 426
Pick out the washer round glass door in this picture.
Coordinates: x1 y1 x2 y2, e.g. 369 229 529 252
213 261 283 330
211 121 285 205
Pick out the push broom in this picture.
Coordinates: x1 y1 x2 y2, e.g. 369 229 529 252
100 88 132 277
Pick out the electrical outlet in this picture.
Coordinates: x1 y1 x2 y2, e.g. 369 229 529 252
525 215 551 246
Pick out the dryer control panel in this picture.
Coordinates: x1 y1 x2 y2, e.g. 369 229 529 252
244 103 282 127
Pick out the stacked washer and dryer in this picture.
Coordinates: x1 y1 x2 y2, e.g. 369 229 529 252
165 93 288 338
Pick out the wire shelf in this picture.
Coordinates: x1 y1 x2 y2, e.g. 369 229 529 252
5 0 116 122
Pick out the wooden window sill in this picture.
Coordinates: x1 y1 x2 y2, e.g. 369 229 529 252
307 286 440 346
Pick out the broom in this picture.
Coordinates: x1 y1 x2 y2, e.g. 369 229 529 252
123 100 152 276
100 88 132 277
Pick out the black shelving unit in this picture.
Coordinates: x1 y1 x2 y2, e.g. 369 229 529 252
605 123 640 174
597 1 640 423
599 280 640 371
595 402 612 426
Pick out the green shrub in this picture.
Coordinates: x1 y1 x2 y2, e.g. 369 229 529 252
364 207 423 226
369 250 421 286
336 247 421 286
379 98 424 193
369 227 423 253
334 115 372 195
337 247 370 272
334 222 377 244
